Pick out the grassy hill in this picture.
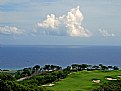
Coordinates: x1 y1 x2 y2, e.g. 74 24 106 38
1 64 121 91
48 70 121 91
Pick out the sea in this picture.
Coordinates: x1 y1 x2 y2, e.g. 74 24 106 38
0 45 121 70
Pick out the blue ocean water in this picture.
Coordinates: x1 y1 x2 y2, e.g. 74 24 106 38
0 45 121 69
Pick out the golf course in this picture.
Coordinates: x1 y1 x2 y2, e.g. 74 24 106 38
48 70 121 91
1 64 121 91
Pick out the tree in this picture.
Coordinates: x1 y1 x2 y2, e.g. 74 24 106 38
78 65 82 71
92 80 121 91
113 66 119 70
66 66 71 71
22 68 31 76
87 65 92 71
71 64 79 71
15 70 21 79
50 65 55 70
50 65 62 71
81 64 88 70
108 66 113 70
99 64 103 67
99 64 103 70
33 65 41 73
0 73 15 81
43 65 51 71
56 66 62 70
102 66 108 70
92 65 100 70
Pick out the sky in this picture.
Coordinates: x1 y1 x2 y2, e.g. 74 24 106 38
0 0 121 45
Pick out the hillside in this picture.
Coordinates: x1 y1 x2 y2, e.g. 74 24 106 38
48 70 121 91
1 64 121 91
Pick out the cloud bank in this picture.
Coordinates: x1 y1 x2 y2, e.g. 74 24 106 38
37 6 91 37
98 29 115 37
0 26 24 35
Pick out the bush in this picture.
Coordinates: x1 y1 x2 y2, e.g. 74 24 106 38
92 80 121 91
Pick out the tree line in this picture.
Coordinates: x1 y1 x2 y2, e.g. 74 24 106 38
15 64 62 79
14 64 119 79
69 63 119 72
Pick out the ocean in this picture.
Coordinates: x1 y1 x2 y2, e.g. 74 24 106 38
0 45 121 69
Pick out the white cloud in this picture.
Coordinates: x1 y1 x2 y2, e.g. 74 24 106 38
38 14 59 29
0 26 24 35
98 29 115 37
37 6 91 37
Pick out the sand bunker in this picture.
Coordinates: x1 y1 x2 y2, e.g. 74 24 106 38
42 84 55 87
117 76 121 78
106 78 117 81
92 80 100 83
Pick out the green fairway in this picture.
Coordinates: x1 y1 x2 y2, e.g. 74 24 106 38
48 70 121 91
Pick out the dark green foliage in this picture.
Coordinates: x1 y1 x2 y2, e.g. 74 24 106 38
70 64 119 72
20 70 69 86
43 65 61 71
81 64 88 70
0 64 120 91
92 80 121 91
33 65 41 73
101 66 108 70
99 64 103 67
92 65 100 70
0 73 47 91
63 66 71 72
15 71 21 79
71 64 79 71
0 73 15 81
0 73 27 91
0 80 29 91
108 66 113 69
113 66 119 70
22 68 32 76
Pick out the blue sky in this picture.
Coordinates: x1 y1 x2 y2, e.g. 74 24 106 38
0 0 121 45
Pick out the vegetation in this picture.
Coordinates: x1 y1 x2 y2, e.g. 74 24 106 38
48 70 121 91
93 80 121 91
0 64 120 91
0 73 47 91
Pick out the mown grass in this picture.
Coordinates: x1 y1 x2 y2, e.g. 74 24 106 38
48 70 121 91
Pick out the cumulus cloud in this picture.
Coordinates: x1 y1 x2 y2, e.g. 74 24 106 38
98 29 115 37
0 26 24 35
38 14 59 29
37 6 91 37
